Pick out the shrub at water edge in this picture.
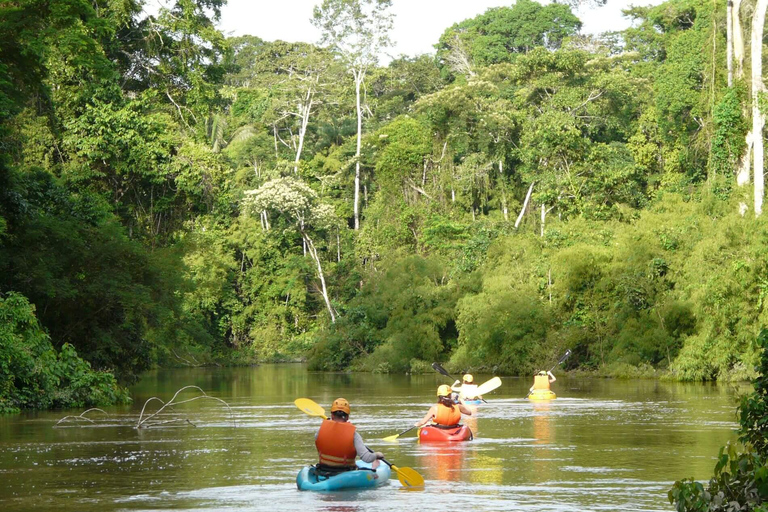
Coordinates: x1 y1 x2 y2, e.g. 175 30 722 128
0 292 130 414
669 329 768 511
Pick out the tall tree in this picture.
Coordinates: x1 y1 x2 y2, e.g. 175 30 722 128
752 0 768 215
250 41 334 174
312 0 394 230
435 0 582 79
243 177 339 323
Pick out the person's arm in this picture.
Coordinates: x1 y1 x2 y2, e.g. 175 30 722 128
548 371 556 383
414 405 436 427
458 403 473 415
451 380 461 392
354 432 382 464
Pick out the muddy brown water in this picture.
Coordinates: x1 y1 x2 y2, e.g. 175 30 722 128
0 365 742 511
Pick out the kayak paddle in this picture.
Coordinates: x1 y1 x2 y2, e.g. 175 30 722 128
431 362 456 381
475 376 502 396
293 398 425 488
382 425 417 442
295 397 328 419
526 349 572 398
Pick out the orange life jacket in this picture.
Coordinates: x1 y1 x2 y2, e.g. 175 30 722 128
315 419 357 468
434 403 462 426
533 374 550 391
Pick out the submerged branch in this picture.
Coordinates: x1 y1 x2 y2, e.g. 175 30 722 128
136 385 236 429
54 408 110 427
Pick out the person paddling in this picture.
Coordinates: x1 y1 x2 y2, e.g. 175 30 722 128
314 398 384 475
414 385 473 428
530 370 556 394
451 373 482 403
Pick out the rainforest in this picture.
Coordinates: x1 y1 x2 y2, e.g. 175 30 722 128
3 0 768 416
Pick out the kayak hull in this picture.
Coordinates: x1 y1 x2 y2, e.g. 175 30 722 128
461 399 482 405
418 424 473 442
528 389 557 401
296 460 391 491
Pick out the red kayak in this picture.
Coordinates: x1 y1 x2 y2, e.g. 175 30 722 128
418 424 473 442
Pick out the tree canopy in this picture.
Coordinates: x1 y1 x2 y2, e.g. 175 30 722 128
2 0 767 412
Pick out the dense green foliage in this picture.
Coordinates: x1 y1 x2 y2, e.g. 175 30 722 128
670 330 768 511
435 0 582 79
1 0 766 411
0 293 129 414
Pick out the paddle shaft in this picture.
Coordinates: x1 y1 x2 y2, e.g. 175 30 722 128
363 446 400 475
547 349 572 373
394 425 416 437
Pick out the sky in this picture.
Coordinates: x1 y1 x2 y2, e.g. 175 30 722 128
150 0 665 59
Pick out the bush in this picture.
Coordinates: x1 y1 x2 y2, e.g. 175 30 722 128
670 329 768 511
0 292 130 414
669 444 768 512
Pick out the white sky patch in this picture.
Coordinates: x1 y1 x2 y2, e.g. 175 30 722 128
149 0 666 59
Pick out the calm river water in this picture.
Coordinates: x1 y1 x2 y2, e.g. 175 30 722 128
0 365 744 511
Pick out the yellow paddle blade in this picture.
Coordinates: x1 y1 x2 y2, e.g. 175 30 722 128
476 376 502 396
294 398 327 419
391 465 425 488
381 433 400 442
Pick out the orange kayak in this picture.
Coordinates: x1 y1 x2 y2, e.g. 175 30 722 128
418 424 473 442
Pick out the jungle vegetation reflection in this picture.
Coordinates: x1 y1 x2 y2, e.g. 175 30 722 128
0 365 742 512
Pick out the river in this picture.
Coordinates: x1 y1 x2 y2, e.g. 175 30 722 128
0 364 743 511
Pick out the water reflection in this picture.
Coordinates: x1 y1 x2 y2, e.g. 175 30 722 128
0 365 741 512
531 401 556 484
418 444 466 481
464 404 479 437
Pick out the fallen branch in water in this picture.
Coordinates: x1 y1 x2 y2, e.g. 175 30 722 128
171 348 202 367
135 385 235 429
54 408 110 427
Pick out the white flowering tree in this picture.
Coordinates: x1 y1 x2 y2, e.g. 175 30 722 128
242 177 338 323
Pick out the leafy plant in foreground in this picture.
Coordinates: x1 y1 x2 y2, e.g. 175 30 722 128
670 329 768 511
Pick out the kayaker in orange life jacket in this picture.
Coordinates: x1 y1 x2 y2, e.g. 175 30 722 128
315 398 384 473
413 385 473 428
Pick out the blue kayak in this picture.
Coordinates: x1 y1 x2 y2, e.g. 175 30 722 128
462 399 482 405
296 460 391 491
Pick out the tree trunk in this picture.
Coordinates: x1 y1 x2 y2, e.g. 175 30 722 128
734 0 749 211
260 210 270 231
499 161 508 221
540 203 546 237
752 0 768 215
353 69 364 230
303 232 336 323
293 89 314 174
273 125 279 159
734 0 745 79
727 0 734 87
737 130 753 186
515 182 535 229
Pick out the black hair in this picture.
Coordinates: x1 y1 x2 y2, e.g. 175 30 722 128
331 410 349 420
437 396 455 408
